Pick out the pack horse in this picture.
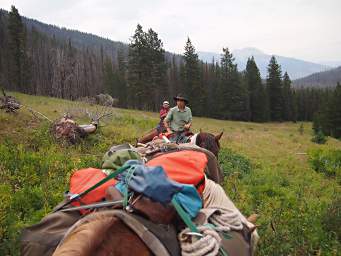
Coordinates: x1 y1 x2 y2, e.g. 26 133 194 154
21 133 259 256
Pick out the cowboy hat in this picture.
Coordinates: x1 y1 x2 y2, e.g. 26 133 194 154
173 94 188 104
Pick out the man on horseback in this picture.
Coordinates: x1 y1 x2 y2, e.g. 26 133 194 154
164 94 192 143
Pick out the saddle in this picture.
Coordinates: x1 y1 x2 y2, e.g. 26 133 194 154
166 131 194 144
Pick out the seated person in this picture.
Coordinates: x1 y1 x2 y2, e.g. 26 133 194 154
156 101 170 134
164 94 192 143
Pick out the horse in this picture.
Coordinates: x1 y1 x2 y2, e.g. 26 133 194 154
48 132 261 256
138 130 223 158
192 131 223 158
53 203 258 256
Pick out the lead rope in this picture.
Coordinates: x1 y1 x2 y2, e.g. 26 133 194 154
171 197 229 256
178 225 223 256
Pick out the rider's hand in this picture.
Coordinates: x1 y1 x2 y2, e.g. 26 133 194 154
184 123 191 130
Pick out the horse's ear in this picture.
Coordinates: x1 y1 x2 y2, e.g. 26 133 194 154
199 128 202 133
215 131 223 141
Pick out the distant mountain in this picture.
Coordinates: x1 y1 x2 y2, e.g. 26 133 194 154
318 60 341 68
198 48 331 80
293 66 341 88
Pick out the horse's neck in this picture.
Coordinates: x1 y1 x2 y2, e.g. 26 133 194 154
189 133 199 145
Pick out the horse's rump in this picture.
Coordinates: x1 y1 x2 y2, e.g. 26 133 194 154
138 128 159 144
21 202 81 256
54 210 179 256
52 208 254 256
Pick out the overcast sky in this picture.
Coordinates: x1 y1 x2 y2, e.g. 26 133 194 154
1 0 340 63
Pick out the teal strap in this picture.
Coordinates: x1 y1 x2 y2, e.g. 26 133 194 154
122 165 137 208
171 197 199 233
79 164 130 198
219 247 228 256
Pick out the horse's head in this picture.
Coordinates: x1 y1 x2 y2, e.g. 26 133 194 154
195 131 223 158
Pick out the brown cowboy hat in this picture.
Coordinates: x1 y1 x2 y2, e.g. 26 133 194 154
173 94 188 104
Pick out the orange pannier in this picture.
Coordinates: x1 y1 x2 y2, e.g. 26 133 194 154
69 168 117 214
146 150 208 194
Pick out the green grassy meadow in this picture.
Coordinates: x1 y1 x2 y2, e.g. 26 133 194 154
1 93 341 255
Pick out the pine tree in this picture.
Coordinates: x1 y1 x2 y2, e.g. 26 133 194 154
182 38 205 115
168 54 180 98
128 24 148 109
0 11 7 88
116 48 128 107
7 5 29 92
291 90 298 122
208 61 221 118
218 48 234 119
128 24 166 110
219 48 249 120
146 28 167 110
282 72 293 121
245 57 267 122
266 56 283 121
103 57 115 95
327 82 341 138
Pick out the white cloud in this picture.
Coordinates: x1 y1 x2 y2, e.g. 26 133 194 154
1 0 340 62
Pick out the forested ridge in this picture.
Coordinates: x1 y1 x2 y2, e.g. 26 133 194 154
294 66 341 88
0 6 340 134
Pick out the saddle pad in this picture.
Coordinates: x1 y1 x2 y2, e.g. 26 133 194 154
146 150 207 194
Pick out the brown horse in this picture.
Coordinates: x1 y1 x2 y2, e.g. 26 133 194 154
138 128 159 144
138 131 223 158
53 209 258 256
194 131 223 158
53 132 252 256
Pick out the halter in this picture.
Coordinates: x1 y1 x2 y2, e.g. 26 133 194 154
189 133 199 145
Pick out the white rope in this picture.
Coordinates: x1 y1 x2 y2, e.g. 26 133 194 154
179 226 222 256
178 178 255 255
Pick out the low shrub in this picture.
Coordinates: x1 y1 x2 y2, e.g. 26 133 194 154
322 197 341 243
311 129 327 144
309 148 341 181
219 148 252 178
0 131 100 255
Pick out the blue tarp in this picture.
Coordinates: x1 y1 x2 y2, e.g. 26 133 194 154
116 160 202 218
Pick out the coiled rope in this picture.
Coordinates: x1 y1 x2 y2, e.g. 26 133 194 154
178 226 222 256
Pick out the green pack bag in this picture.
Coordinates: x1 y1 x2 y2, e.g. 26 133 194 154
102 144 142 172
